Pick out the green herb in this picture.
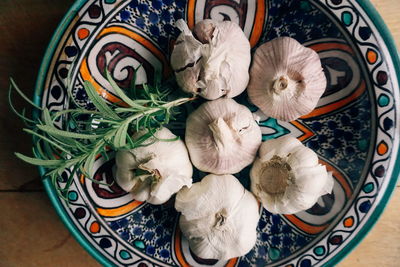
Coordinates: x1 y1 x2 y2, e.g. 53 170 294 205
9 68 194 200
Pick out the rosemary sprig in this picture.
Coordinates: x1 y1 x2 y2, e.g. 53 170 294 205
9 68 194 199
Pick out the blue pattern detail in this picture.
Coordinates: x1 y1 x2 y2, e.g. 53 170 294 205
304 93 371 186
113 0 185 53
120 10 131 21
241 209 313 265
263 0 342 45
112 203 177 264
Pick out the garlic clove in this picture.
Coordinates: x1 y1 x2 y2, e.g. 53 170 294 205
171 19 203 95
259 135 303 160
250 135 333 214
115 150 138 192
208 117 236 152
284 184 322 213
185 98 261 174
286 145 320 170
321 171 335 195
130 179 151 202
193 19 216 44
115 127 193 205
175 174 259 260
247 37 327 121
174 64 202 94
171 19 203 70
150 173 192 205
294 165 333 194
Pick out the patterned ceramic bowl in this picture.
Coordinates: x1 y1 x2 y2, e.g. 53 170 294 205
35 0 399 266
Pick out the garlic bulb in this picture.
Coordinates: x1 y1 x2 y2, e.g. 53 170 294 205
185 98 261 174
250 135 334 214
175 174 259 260
171 19 251 100
247 37 327 121
115 127 193 205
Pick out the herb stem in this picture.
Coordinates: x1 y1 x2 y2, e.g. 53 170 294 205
124 97 193 125
10 69 195 200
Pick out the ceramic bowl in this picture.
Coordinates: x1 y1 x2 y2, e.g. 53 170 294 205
35 0 399 266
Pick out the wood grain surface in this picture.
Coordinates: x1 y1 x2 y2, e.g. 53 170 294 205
0 0 398 266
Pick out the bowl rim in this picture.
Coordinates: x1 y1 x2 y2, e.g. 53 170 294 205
33 0 400 266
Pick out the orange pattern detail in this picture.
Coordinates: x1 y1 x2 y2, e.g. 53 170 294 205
284 215 329 235
343 216 354 228
308 43 354 54
96 200 143 217
90 221 101 233
78 28 90 40
174 227 191 267
291 121 314 142
187 0 196 30
367 49 378 64
225 258 239 267
377 141 388 155
249 0 266 47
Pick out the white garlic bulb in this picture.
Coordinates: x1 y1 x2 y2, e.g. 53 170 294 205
175 174 259 260
115 127 193 205
185 98 261 174
247 37 327 121
171 19 251 100
250 135 334 214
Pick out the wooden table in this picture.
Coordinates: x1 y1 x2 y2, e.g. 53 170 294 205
0 0 398 266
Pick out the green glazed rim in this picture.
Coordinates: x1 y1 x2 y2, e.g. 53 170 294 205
34 2 115 266
33 0 400 266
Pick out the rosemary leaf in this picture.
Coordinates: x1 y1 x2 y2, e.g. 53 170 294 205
8 87 37 125
113 122 129 148
83 152 97 178
42 108 53 125
37 124 103 139
55 109 103 121
129 65 139 99
61 166 78 197
9 78 43 110
83 81 120 120
106 70 145 110
23 128 71 154
15 152 63 166
33 141 48 160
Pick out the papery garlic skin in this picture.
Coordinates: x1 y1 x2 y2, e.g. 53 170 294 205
185 98 261 174
115 127 193 205
171 19 251 100
250 135 334 214
170 19 203 95
247 37 327 121
175 174 259 260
